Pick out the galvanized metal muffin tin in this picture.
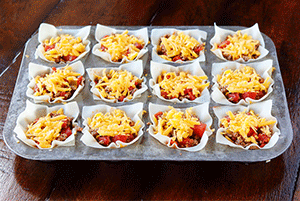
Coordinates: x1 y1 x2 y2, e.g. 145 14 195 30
3 26 293 161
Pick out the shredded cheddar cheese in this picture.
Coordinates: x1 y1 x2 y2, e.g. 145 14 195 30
25 108 68 148
158 32 204 61
158 70 209 99
33 66 82 100
87 109 141 137
94 69 142 101
43 34 86 62
99 30 145 62
154 107 200 142
215 31 260 61
217 66 270 93
220 110 276 144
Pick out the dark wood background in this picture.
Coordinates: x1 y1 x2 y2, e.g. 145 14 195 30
1 0 299 200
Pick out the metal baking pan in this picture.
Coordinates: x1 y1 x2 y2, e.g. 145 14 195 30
3 25 293 161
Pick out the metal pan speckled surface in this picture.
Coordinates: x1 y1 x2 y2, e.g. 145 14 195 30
3 26 293 161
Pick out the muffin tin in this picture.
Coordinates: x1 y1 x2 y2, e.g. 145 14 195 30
3 25 293 161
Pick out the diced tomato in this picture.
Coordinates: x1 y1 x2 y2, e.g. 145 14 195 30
172 56 182 62
128 86 135 91
77 76 83 86
97 136 111 146
52 67 57 72
192 123 206 138
103 35 109 38
118 95 126 102
166 75 171 79
44 44 55 52
112 134 135 143
241 92 257 100
61 127 72 137
63 55 77 62
194 45 204 55
247 127 256 137
154 111 163 120
161 91 169 99
61 120 68 129
100 44 107 51
184 88 196 100
227 93 240 103
218 40 230 49
134 42 143 50
257 134 270 147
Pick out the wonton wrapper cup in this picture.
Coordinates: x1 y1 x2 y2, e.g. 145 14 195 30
92 24 149 64
210 23 269 62
35 23 91 64
213 100 280 150
80 103 145 149
26 61 85 103
13 100 79 149
86 60 148 103
211 60 274 105
149 61 210 103
148 102 213 152
151 28 207 64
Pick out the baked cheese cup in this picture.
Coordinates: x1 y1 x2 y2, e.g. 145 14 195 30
92 24 149 64
149 61 210 103
148 103 213 152
213 100 280 150
26 61 85 103
151 28 207 63
81 103 145 149
211 60 274 105
14 100 80 149
210 23 269 62
86 60 148 103
35 23 91 64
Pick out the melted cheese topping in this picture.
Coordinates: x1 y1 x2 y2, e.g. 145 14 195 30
33 66 82 99
217 66 270 93
25 108 68 148
158 32 203 61
94 69 142 101
215 31 260 61
154 107 200 142
99 30 145 62
43 34 86 62
87 109 141 137
220 110 276 144
157 70 209 99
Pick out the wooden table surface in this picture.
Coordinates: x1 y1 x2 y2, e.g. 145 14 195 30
1 0 300 200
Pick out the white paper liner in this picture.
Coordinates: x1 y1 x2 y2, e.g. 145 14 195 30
149 61 210 103
211 60 274 105
35 23 91 64
26 61 85 103
151 28 207 64
86 60 148 103
213 100 280 150
92 24 149 64
148 102 213 152
210 23 269 62
80 103 145 149
13 100 80 149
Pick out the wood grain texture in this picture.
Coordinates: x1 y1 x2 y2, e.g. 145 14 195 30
0 0 299 200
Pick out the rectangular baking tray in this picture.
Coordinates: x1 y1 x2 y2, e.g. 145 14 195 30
3 25 293 162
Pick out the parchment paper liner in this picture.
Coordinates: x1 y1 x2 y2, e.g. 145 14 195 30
80 103 145 149
35 23 91 64
151 28 207 64
213 100 280 150
149 61 210 103
13 100 79 149
26 61 85 103
211 60 274 105
92 24 149 64
210 23 269 62
148 102 213 152
86 60 148 103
